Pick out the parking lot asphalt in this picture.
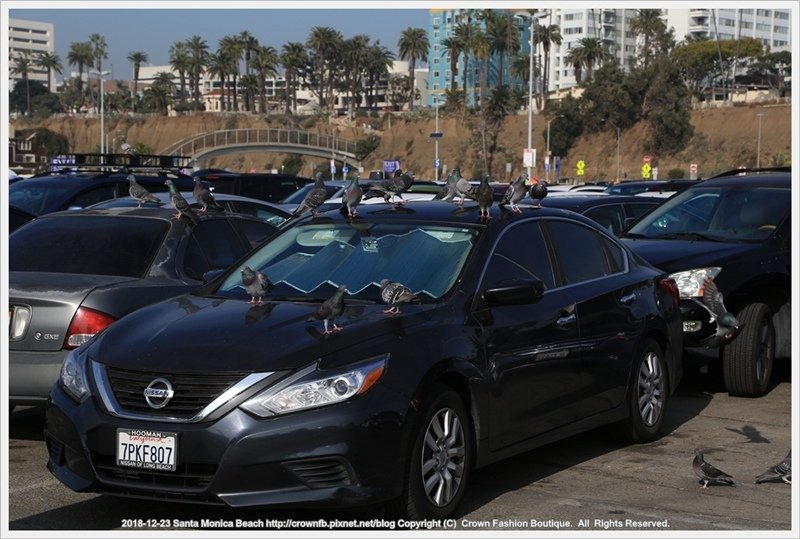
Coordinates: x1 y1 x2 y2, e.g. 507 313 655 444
5 361 796 534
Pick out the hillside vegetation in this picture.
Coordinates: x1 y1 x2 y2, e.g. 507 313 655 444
12 101 791 182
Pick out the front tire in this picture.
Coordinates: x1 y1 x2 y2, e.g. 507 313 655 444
613 338 668 443
386 384 472 520
722 302 774 397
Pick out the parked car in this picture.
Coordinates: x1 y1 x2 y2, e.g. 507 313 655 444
192 171 313 203
282 178 444 213
45 200 682 519
8 206 279 407
605 179 700 196
620 167 791 397
542 194 663 236
88 191 292 228
9 205 37 231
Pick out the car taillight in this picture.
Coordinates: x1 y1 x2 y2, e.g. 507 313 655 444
65 307 116 349
659 278 680 306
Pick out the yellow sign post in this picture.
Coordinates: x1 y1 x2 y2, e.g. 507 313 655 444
641 163 651 179
576 160 586 177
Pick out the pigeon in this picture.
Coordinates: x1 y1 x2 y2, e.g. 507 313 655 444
307 284 348 335
693 449 736 488
691 277 742 347
118 136 137 155
127 174 160 207
291 172 328 218
528 177 548 208
342 175 363 217
475 172 494 220
755 450 791 485
364 170 415 205
440 167 474 205
241 266 272 304
379 279 417 314
499 173 528 213
193 178 223 212
164 179 198 223
434 166 460 201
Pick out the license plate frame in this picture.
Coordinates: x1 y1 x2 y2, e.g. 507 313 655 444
117 429 177 472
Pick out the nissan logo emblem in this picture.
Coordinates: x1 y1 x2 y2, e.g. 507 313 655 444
143 377 175 409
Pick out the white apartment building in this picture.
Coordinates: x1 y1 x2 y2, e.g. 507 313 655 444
666 7 791 50
8 17 56 92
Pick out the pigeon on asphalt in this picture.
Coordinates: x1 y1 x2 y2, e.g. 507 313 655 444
691 277 742 347
241 266 272 304
342 175 363 217
475 172 494 220
693 449 736 488
379 279 417 314
499 173 528 213
164 179 198 224
528 177 548 208
193 178 223 212
291 172 328 218
307 284 348 335
127 174 160 207
755 450 791 485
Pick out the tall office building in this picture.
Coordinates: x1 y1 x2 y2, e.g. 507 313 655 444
8 18 56 92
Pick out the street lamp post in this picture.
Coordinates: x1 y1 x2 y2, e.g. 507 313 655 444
434 96 440 182
756 113 764 168
90 69 110 157
545 115 564 183
515 11 541 179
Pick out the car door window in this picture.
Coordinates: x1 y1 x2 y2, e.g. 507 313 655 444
545 220 625 285
229 218 278 249
183 220 249 280
482 221 555 290
583 205 623 235
69 183 120 209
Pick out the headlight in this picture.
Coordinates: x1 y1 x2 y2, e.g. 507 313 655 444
59 349 91 403
241 355 387 418
669 267 721 298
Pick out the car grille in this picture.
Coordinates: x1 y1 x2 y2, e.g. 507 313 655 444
282 457 354 488
104 367 249 418
93 452 217 491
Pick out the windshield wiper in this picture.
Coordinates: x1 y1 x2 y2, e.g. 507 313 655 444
653 232 721 242
620 231 647 239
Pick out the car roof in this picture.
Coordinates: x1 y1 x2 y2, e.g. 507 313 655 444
542 193 663 210
32 205 268 222
699 169 790 187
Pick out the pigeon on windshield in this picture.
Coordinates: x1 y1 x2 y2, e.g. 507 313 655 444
499 173 528 213
380 279 417 314
342 175 363 217
692 277 742 347
755 450 791 485
475 172 494 220
308 284 347 335
241 266 272 304
528 177 548 208
291 172 328 218
164 179 198 224
127 174 160 207
693 449 736 488
193 178 223 212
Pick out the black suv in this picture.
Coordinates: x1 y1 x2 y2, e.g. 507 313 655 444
620 168 791 397
192 171 313 203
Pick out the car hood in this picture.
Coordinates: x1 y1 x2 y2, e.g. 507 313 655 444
622 237 757 273
90 294 432 372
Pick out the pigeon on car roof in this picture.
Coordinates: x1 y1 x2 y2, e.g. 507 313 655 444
364 170 415 205
528 177 548 208
500 173 528 213
241 266 272 305
308 284 348 335
127 174 160 207
755 450 791 485
693 448 736 488
291 172 329 218
475 173 494 220
193 178 224 212
380 279 417 315
165 178 198 224
342 175 363 217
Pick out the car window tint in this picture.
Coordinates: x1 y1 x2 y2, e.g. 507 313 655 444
10 216 168 277
69 183 121 209
546 220 621 285
624 202 657 219
8 181 77 215
229 219 278 249
583 205 623 235
183 220 248 280
227 201 289 227
483 221 555 290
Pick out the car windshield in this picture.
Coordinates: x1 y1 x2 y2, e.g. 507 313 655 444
625 184 789 242
216 221 479 301
8 179 77 215
10 216 169 277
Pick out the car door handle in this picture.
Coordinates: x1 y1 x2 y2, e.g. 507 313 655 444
556 313 576 329
619 292 636 305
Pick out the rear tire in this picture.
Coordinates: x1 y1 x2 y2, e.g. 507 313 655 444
722 303 774 397
386 384 472 520
612 338 668 443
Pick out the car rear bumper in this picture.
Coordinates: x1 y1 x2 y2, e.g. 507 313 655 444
9 349 68 404
44 382 413 509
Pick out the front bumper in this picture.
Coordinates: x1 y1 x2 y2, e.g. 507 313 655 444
9 349 69 405
44 381 413 509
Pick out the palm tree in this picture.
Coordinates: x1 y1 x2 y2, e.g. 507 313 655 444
484 11 519 87
341 35 370 116
577 37 608 81
398 27 429 111
89 33 108 109
280 42 308 114
442 36 462 90
565 45 585 84
239 74 258 113
67 41 93 97
144 72 174 115
238 30 259 76
186 35 208 110
205 51 230 112
251 45 278 114
219 35 243 112
630 9 665 69
10 50 35 114
126 50 148 111
306 26 342 110
36 51 62 93
536 23 562 106
169 41 191 106
472 30 492 172
364 41 395 110
454 19 480 103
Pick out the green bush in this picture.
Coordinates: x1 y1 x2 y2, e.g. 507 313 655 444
667 168 685 179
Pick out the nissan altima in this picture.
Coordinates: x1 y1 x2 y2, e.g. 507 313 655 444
45 201 682 519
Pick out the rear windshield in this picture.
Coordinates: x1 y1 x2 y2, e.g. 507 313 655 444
9 180 78 215
10 216 168 277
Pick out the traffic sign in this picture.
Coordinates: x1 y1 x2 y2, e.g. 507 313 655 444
434 158 441 168
576 159 586 176
383 160 400 173
641 163 652 179
643 154 652 164
689 163 698 173
523 148 536 168
342 165 349 174
429 132 443 139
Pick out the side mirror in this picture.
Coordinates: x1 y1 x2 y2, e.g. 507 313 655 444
483 279 545 306
202 269 225 283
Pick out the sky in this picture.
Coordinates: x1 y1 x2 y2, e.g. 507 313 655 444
8 1 433 81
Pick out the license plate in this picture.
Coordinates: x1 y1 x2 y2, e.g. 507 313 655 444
117 429 177 471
